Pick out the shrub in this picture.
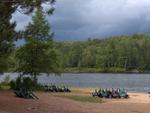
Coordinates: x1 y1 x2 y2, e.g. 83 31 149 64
10 80 16 90
10 77 44 91
10 77 22 90
3 75 10 84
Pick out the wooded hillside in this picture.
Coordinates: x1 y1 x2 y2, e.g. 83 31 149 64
55 34 150 73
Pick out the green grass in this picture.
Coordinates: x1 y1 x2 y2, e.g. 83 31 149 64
0 83 10 90
60 95 103 103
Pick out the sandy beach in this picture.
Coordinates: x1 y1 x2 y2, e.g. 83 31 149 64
0 89 149 113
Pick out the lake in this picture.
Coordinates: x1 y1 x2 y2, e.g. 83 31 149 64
1 73 150 92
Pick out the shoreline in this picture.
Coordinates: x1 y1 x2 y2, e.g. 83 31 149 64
62 72 150 74
1 72 150 75
62 67 150 74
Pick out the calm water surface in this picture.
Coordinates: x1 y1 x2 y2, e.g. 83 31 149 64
1 73 150 92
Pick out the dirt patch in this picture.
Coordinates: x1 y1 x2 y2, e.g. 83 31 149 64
0 90 149 113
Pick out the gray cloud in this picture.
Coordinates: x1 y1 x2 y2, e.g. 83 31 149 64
12 0 150 41
12 11 31 31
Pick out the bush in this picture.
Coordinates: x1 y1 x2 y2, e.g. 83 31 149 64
10 80 16 90
3 75 10 84
10 77 44 91
10 77 22 90
0 75 11 90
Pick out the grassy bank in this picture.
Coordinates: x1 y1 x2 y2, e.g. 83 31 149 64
63 67 150 73
60 95 103 103
63 67 126 73
52 87 103 103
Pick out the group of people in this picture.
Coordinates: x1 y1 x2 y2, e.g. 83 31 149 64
43 84 71 92
13 84 150 100
92 88 129 98
14 87 39 99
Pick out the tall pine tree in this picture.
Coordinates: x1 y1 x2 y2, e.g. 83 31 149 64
16 8 59 82
0 0 55 72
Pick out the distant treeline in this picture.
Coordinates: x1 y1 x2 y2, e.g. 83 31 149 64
54 34 150 73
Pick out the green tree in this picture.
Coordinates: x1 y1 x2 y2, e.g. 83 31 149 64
16 8 59 82
0 1 16 72
0 0 55 72
81 46 96 68
24 8 53 41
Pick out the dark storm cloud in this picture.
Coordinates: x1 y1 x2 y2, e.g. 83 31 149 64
12 0 150 41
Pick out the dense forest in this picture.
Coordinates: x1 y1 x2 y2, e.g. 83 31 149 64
5 34 150 73
54 34 150 73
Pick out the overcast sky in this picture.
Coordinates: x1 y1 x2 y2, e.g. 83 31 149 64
12 0 150 41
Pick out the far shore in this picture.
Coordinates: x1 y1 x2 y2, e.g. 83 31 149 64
63 68 150 74
1 71 150 75
62 72 150 74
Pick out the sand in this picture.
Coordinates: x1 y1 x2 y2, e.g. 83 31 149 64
0 89 149 113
